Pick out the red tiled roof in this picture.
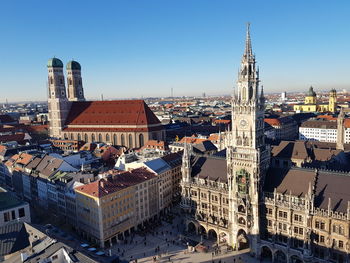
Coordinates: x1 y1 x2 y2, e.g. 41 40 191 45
65 100 161 126
179 137 208 144
75 167 156 198
264 118 281 126
345 119 350 129
0 133 27 143
213 119 231 124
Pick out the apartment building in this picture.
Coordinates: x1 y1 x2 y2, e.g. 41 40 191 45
75 168 157 248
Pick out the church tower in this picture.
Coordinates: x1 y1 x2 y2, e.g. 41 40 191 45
47 58 71 138
329 89 337 113
227 24 270 255
66 60 85 101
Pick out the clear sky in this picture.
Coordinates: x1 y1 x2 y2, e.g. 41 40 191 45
0 0 349 102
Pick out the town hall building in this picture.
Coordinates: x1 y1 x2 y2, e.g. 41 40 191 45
47 59 165 148
180 25 350 263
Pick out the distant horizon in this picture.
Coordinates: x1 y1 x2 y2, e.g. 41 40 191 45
0 1 349 102
2 88 350 104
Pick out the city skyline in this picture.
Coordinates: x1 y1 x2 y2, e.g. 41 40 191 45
1 0 349 102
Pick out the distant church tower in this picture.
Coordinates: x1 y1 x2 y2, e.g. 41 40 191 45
47 58 71 138
329 89 337 113
66 60 85 101
227 23 270 255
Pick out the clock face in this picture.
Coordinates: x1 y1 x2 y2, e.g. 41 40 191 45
239 119 248 128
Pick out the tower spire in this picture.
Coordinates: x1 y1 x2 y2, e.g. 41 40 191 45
244 22 253 59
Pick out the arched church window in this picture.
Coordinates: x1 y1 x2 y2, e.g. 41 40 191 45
50 77 53 84
139 134 144 148
69 79 72 85
91 134 95 142
129 134 133 148
113 134 117 145
242 88 247 101
249 86 253 100
78 133 81 141
98 133 102 142
121 134 125 146
84 133 88 142
106 134 110 142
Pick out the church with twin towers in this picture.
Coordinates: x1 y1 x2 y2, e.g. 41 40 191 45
47 58 165 148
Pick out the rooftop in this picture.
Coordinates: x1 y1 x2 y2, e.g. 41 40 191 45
0 188 27 212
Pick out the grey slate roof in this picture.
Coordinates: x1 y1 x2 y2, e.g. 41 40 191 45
191 156 227 182
144 158 171 174
264 167 350 213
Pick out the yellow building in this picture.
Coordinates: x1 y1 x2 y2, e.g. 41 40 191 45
75 168 157 248
293 87 337 113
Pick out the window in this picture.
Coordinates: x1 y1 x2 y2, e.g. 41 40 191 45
339 240 344 248
11 210 15 220
19 208 25 217
320 235 325 243
4 212 10 222
113 134 117 145
139 134 144 147
121 134 125 146
266 208 273 215
106 134 110 142
98 133 102 142
91 134 95 142
128 134 133 148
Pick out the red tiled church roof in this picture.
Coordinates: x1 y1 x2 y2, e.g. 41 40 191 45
65 100 161 127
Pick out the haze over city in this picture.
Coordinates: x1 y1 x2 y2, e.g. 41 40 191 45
1 0 349 102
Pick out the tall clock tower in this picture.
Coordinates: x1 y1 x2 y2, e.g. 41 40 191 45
227 24 270 256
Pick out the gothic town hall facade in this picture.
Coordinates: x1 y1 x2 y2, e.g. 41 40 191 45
180 25 350 263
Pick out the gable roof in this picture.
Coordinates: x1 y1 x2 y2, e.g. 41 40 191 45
0 222 30 256
64 100 161 128
264 167 350 213
75 168 156 198
191 156 227 182
144 158 171 174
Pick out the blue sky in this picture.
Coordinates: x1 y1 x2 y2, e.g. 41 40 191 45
0 0 349 102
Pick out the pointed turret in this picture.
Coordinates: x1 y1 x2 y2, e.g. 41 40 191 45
244 22 253 60
181 141 192 183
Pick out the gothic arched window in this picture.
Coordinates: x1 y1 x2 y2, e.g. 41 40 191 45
84 133 88 142
113 134 117 145
106 134 110 142
129 134 133 148
139 134 144 148
242 88 247 101
121 134 125 146
98 133 102 142
249 86 253 100
91 134 95 142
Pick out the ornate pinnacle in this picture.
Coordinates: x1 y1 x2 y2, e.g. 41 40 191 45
244 22 253 59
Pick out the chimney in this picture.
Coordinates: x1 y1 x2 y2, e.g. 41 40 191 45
99 179 105 188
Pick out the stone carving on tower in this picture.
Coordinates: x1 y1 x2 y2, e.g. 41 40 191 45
47 58 72 138
227 23 270 256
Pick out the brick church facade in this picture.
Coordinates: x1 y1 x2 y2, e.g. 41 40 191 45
47 59 164 148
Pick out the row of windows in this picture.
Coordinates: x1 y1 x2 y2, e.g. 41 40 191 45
64 133 145 147
3 208 26 222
